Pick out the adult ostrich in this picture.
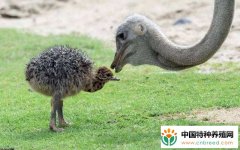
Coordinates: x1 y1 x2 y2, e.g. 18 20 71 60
111 0 235 72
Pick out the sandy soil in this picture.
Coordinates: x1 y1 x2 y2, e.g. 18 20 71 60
161 108 240 124
0 0 239 55
189 108 240 124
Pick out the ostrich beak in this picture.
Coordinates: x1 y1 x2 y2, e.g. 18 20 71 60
109 76 120 81
111 43 129 73
110 51 124 73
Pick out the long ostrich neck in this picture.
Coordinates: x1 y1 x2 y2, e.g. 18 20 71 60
84 77 106 92
149 0 234 67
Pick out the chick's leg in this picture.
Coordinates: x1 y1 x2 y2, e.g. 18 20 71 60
49 94 64 132
57 100 69 127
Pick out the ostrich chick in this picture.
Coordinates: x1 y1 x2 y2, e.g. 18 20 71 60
25 45 119 132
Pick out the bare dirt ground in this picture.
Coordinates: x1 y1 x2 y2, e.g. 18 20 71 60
161 108 240 124
0 0 239 53
0 0 239 123
190 108 240 124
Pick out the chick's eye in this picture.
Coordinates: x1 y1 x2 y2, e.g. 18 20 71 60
106 73 112 77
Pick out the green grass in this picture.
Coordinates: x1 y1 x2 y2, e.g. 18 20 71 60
0 29 239 150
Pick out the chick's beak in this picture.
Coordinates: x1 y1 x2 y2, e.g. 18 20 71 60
109 76 120 81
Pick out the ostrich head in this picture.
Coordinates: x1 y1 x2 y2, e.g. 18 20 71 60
111 14 151 73
111 1 235 72
96 67 120 81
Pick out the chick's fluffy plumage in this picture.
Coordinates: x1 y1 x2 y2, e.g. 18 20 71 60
26 45 93 97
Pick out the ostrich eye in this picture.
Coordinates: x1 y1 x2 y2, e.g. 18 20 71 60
118 33 124 40
117 32 127 41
